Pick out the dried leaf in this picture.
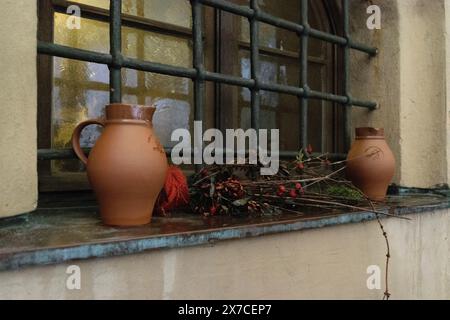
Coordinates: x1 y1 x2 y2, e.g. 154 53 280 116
232 198 250 207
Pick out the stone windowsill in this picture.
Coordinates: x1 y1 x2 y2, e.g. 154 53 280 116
0 188 449 271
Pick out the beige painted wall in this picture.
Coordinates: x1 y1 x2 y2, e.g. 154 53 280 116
351 0 401 183
0 0 38 218
351 0 448 188
398 0 447 188
445 0 450 185
1 208 449 300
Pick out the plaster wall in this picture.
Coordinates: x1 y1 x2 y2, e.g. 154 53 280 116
351 0 448 188
0 0 38 218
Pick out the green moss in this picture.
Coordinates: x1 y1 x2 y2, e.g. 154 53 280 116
325 185 364 201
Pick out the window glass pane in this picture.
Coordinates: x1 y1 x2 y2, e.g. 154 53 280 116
308 1 330 59
240 21 299 53
258 0 299 23
53 13 109 174
122 26 192 67
126 0 191 28
72 0 109 9
239 0 328 57
241 0 300 52
52 58 109 173
54 13 109 53
239 51 299 86
73 0 192 28
239 91 300 151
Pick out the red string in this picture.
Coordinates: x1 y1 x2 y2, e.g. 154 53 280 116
155 166 190 216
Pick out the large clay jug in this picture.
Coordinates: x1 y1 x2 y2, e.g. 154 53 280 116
72 103 168 226
346 128 395 201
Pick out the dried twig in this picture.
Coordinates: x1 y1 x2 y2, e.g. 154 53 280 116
341 183 392 300
253 194 409 220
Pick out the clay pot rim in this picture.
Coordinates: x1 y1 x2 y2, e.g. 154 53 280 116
105 103 156 121
355 127 384 138
104 119 151 126
106 103 156 110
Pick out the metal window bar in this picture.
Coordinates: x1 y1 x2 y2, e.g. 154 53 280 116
37 0 377 161
299 0 308 149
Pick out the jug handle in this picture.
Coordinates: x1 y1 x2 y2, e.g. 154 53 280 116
71 119 105 165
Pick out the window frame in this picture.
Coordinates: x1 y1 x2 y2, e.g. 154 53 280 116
37 0 215 190
37 0 377 191
219 0 339 153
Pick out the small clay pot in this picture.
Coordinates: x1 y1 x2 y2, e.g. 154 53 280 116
72 104 168 226
346 128 395 201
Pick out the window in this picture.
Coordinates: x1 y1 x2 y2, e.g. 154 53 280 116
37 0 376 191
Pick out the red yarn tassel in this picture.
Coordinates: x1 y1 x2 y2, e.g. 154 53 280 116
155 166 190 216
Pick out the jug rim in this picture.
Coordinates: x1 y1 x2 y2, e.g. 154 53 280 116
104 119 151 126
355 127 384 138
105 103 156 121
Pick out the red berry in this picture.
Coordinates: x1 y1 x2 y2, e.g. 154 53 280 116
297 162 305 170
278 185 286 193
295 183 302 190
299 186 305 195
306 144 313 154
289 189 297 198
210 206 217 215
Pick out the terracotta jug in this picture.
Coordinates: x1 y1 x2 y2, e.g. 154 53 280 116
346 128 395 201
72 103 168 226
